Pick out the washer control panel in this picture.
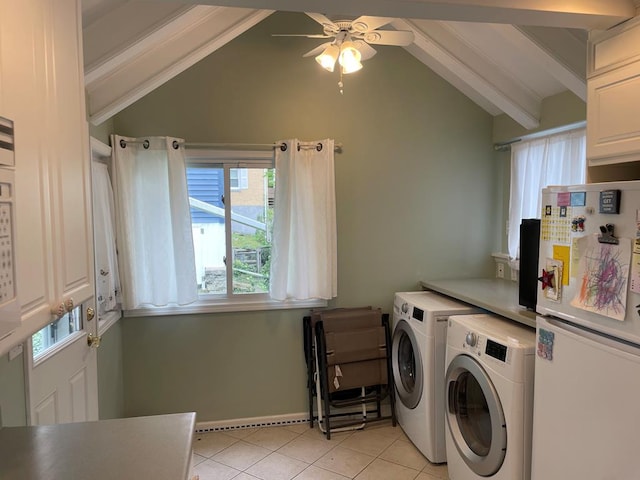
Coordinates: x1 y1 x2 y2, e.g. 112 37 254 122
412 306 424 322
461 329 510 364
485 339 508 362
465 332 477 347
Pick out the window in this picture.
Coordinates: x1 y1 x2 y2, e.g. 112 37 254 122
507 127 586 259
187 161 273 296
230 168 249 190
185 149 301 311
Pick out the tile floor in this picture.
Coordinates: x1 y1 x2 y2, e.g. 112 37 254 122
191 420 449 480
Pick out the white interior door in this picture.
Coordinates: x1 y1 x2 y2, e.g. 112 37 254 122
25 299 99 425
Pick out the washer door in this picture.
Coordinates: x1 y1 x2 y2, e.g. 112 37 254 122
392 319 423 409
445 354 507 477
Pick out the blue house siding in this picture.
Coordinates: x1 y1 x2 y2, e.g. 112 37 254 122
186 167 224 224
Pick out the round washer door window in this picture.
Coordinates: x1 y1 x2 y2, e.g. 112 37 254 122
445 354 506 477
392 319 423 409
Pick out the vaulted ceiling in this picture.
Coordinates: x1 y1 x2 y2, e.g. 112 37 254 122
82 0 638 129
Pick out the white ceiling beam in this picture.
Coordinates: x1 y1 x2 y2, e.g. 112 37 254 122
502 25 587 101
84 3 200 83
155 0 636 30
86 7 273 125
395 19 541 129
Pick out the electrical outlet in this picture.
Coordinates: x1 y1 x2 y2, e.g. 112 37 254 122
511 268 518 282
496 263 505 278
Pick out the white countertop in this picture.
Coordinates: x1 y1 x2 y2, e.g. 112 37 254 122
0 412 196 480
420 278 537 329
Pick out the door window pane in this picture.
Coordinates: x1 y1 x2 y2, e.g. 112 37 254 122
32 306 83 359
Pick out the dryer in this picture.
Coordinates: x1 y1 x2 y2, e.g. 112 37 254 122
444 313 535 480
391 291 480 463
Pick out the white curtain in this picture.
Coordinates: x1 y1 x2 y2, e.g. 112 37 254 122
508 128 586 259
111 135 198 309
93 162 121 316
270 139 337 300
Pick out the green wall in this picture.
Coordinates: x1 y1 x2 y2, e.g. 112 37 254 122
0 351 26 426
113 11 499 422
492 90 586 143
89 117 114 146
97 321 125 419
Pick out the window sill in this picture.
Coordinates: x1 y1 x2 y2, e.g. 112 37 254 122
123 297 327 317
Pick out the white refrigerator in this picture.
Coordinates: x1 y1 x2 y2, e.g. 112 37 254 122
532 180 640 480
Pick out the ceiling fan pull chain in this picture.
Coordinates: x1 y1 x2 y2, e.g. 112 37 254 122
338 69 344 95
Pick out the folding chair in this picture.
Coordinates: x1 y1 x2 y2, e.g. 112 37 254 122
303 307 373 428
312 308 396 439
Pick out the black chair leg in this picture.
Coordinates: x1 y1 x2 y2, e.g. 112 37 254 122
303 316 316 428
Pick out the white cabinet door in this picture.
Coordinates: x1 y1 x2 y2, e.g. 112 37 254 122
47 0 95 307
0 0 94 353
0 0 54 334
587 60 640 165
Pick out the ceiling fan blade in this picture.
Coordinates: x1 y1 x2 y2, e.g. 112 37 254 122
302 42 333 58
350 16 394 33
305 12 339 33
353 40 377 60
364 30 414 46
272 34 332 38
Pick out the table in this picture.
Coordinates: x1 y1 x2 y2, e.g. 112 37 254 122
420 278 537 329
0 412 196 480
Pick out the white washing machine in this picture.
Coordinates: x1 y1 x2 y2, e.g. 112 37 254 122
391 291 481 463
444 314 535 480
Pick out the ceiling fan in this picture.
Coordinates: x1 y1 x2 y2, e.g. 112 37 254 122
275 12 414 82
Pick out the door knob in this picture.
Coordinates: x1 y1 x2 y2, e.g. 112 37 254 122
87 333 101 348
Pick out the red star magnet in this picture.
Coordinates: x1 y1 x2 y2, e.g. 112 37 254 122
538 269 554 290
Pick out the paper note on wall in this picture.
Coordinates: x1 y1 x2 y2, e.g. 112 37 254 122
570 234 631 321
631 252 640 294
553 244 571 285
633 211 640 294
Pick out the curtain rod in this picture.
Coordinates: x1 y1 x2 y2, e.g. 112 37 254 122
493 120 586 152
118 139 343 152
184 141 343 152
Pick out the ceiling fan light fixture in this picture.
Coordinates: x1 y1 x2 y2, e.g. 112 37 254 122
315 44 340 72
339 41 362 74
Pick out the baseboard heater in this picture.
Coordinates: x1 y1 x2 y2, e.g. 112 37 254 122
195 412 309 433
195 404 393 433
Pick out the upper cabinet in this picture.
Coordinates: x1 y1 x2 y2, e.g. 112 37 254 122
0 0 94 354
587 17 640 167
